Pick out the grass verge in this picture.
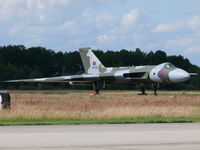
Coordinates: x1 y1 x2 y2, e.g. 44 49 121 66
1 117 200 126
0 91 200 126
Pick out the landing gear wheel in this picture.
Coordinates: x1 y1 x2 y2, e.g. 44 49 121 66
138 83 147 95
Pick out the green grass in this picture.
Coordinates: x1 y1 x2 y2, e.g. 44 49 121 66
0 117 200 126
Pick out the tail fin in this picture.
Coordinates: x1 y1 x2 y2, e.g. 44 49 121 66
79 47 106 74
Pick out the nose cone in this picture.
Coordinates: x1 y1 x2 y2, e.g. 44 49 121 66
169 68 190 83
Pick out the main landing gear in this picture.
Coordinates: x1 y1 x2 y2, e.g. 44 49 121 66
139 83 147 95
93 81 100 94
92 80 105 94
138 83 159 96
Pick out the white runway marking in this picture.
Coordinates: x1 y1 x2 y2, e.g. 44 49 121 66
0 123 200 150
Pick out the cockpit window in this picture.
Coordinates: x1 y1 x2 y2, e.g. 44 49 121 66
166 63 175 68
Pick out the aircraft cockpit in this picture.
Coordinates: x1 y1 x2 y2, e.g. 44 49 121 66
165 63 175 69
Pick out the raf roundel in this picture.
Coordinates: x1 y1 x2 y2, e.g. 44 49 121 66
93 61 96 66
158 70 164 79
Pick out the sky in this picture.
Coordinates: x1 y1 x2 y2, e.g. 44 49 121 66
0 0 200 66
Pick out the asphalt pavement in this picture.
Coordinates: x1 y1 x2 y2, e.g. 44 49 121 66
0 123 200 150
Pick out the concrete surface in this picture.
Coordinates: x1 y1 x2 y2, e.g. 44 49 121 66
0 123 200 150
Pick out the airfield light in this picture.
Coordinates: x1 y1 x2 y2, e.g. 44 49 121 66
90 92 95 97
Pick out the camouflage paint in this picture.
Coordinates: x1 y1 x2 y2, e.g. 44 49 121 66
7 48 190 85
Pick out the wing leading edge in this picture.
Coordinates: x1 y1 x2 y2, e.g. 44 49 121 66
6 74 99 83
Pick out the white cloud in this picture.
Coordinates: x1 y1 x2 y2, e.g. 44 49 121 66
153 15 200 33
96 13 116 29
151 15 200 55
153 22 184 32
151 14 200 65
0 0 28 21
121 9 139 27
96 9 142 47
27 0 71 24
0 0 72 25
97 34 115 43
0 0 200 65
188 15 200 30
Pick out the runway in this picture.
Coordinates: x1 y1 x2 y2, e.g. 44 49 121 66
0 123 200 150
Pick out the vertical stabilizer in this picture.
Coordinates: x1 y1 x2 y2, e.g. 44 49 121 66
79 47 106 74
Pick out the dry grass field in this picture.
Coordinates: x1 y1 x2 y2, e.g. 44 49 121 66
0 90 200 125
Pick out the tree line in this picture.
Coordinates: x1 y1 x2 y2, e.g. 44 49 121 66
0 45 199 90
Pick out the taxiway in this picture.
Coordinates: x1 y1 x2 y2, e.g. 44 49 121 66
0 123 200 150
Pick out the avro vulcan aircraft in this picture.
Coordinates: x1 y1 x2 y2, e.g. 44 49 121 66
7 47 192 95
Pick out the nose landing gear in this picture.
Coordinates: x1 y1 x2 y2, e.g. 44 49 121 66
153 83 159 96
